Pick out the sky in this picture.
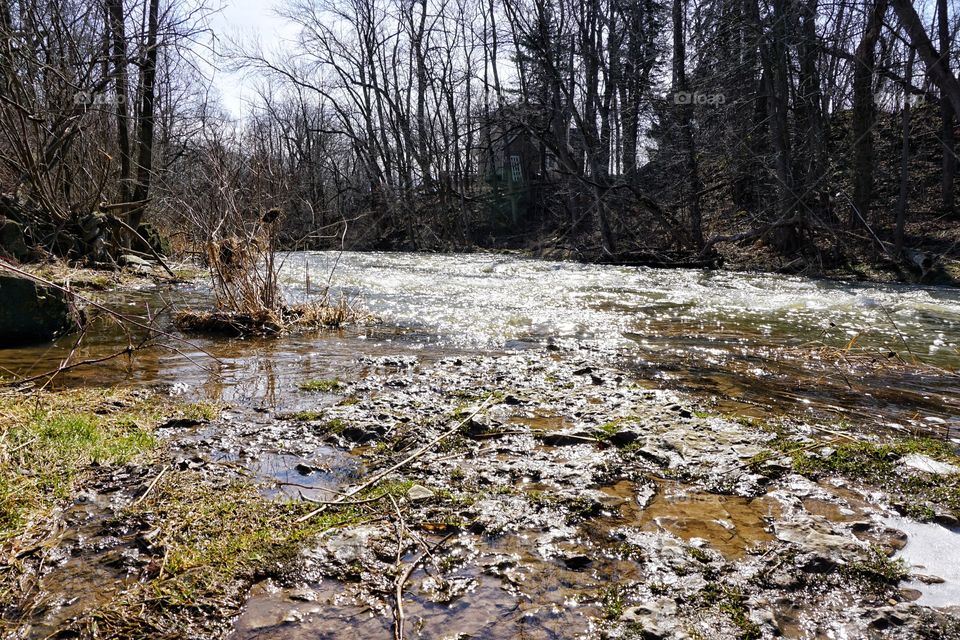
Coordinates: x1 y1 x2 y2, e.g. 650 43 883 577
207 0 298 119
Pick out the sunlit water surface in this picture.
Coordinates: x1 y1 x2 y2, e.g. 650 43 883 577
2 252 958 434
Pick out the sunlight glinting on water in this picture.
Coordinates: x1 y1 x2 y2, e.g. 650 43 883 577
281 252 960 366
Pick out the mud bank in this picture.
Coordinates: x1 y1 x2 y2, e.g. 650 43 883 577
4 346 959 639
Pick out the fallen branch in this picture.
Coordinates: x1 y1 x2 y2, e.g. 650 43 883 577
700 214 806 257
107 213 179 280
295 397 495 523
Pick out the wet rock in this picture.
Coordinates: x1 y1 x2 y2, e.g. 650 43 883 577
621 599 686 639
635 482 657 509
759 457 792 474
120 254 154 272
851 523 908 552
323 527 380 566
774 517 861 555
406 484 435 501
160 417 207 429
562 553 592 570
609 428 640 447
340 424 381 443
868 606 909 630
0 273 79 346
174 455 206 470
899 588 923 601
288 587 319 602
632 445 671 467
667 404 693 419
0 218 30 261
900 454 960 475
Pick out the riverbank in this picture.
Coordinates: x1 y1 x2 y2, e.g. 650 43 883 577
2 348 960 638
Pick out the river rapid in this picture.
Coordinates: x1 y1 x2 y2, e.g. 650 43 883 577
4 253 960 639
4 251 958 435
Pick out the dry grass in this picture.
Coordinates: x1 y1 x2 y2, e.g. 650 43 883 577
173 295 370 336
177 215 372 336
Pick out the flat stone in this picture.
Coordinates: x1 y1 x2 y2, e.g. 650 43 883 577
900 454 960 476
406 484 435 501
120 254 154 267
288 587 318 602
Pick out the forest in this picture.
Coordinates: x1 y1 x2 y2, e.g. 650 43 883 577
1 0 960 279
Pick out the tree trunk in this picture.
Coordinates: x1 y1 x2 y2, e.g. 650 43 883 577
850 0 887 229
895 48 915 254
106 0 131 205
890 0 960 116
129 0 160 233
673 0 703 250
938 0 955 216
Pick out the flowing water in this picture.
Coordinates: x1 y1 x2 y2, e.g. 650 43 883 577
2 252 959 434
5 252 960 637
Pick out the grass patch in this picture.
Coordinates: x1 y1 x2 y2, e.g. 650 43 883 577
323 417 348 433
0 388 163 543
600 584 627 620
174 299 366 337
843 545 908 589
526 490 599 518
179 401 221 422
299 378 344 393
63 472 367 638
283 410 325 422
688 547 711 563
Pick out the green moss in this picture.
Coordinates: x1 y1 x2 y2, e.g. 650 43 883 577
697 583 761 640
338 396 361 406
357 478 414 500
284 410 324 422
760 435 960 520
299 378 344 392
843 545 908 589
689 547 711 563
180 401 221 422
526 490 599 517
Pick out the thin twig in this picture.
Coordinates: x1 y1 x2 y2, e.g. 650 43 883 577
295 397 495 523
131 466 169 507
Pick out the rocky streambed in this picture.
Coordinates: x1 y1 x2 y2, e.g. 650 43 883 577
5 347 959 639
223 351 960 640
2 253 960 639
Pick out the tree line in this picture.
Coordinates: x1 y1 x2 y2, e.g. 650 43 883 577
1 0 959 271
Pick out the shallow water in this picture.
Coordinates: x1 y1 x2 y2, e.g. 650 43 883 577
883 515 960 607
2 252 959 433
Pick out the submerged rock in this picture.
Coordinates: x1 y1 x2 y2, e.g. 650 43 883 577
0 273 79 346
